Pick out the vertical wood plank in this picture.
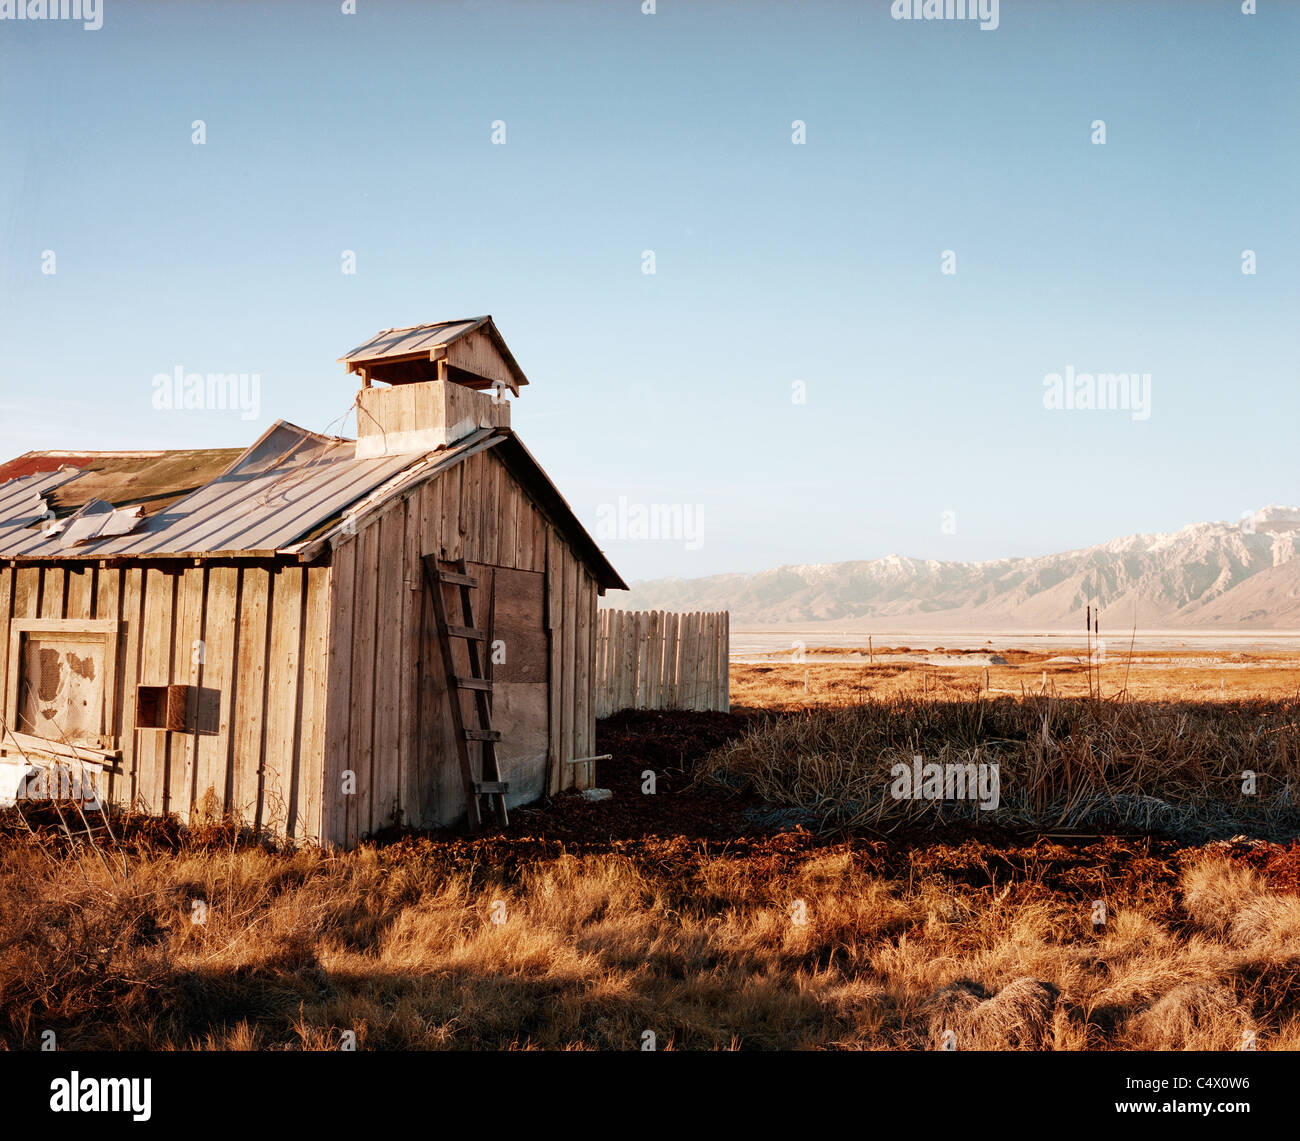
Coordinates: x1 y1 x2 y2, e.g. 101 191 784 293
195 566 238 820
545 527 562 794
619 610 636 713
633 611 649 709
0 567 12 734
613 609 625 713
347 522 381 842
231 566 270 828
169 567 205 818
5 568 40 733
322 540 357 847
593 607 607 719
677 614 694 713
12 567 40 622
481 456 501 567
64 566 93 620
117 568 144 807
440 465 462 561
698 613 711 712
371 507 405 832
574 570 592 780
722 610 730 712
500 470 519 571
398 497 423 829
420 476 442 561
93 565 119 623
296 563 330 841
530 500 547 572
646 609 663 709
261 566 303 837
560 551 577 779
663 612 679 710
463 453 483 563
699 612 710 712
712 613 722 711
39 567 64 619
136 568 174 814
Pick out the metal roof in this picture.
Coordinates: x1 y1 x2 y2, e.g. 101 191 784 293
0 423 424 560
338 315 529 393
338 317 489 365
0 423 627 589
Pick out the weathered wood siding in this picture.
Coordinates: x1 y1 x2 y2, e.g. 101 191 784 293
322 447 599 847
0 559 330 840
595 609 730 716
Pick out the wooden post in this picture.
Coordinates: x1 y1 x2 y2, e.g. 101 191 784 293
722 611 730 713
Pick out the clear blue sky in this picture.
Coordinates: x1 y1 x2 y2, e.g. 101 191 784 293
2 0 1296 582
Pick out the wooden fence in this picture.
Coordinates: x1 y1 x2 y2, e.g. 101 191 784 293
595 610 730 716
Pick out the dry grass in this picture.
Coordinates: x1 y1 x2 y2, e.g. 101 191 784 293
2 829 1298 1050
698 693 1300 841
4 649 1298 1051
732 650 1300 711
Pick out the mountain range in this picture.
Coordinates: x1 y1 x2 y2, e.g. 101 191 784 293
608 507 1300 629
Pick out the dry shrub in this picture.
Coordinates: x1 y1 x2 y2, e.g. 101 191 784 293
1182 857 1300 952
1125 983 1256 1051
698 695 1300 840
925 977 1060 1050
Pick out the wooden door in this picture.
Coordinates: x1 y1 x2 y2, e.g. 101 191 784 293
420 561 550 825
487 566 549 807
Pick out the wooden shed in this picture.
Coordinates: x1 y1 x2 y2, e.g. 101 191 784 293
0 317 626 847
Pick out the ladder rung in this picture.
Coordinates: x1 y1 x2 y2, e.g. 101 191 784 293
446 625 486 641
463 729 501 742
473 781 509 795
453 676 493 692
438 570 479 587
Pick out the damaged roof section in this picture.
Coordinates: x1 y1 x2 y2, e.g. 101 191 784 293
0 424 420 560
49 499 147 548
0 449 244 516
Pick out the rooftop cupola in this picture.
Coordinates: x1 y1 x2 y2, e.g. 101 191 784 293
339 316 528 458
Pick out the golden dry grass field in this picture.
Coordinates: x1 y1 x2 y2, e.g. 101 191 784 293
731 644 1300 710
2 646 1298 1051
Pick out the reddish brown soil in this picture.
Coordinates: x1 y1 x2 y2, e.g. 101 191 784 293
511 708 760 841
1223 838 1300 897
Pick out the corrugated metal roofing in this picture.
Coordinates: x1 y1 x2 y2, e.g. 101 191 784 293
0 423 627 589
338 317 487 364
0 423 430 560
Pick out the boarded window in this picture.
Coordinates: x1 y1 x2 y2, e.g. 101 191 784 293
5 620 119 747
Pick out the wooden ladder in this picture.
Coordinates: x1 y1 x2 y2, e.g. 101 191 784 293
423 556 509 831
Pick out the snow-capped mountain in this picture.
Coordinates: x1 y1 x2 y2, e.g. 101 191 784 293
608 508 1300 628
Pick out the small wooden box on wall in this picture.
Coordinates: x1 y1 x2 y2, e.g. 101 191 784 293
135 684 193 732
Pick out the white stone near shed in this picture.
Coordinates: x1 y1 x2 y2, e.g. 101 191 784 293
581 788 613 802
